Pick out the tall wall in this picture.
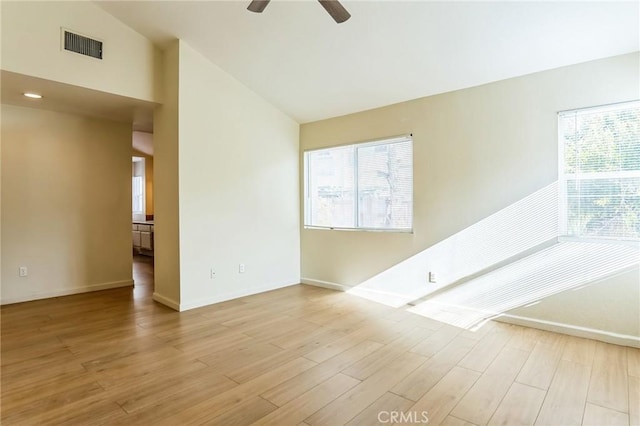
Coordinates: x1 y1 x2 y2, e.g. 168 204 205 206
1 105 133 303
1 1 161 102
178 41 300 309
0 0 159 305
151 40 300 310
300 52 640 339
152 41 181 307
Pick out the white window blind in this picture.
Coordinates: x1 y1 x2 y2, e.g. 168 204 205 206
132 176 144 214
559 101 640 241
305 136 413 231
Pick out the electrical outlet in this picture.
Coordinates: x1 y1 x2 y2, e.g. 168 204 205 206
19 266 28 277
428 271 437 283
239 263 245 273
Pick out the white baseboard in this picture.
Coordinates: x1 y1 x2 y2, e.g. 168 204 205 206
178 280 301 312
0 279 133 305
300 278 640 348
345 286 419 307
497 314 640 348
152 292 180 311
300 278 417 307
300 277 349 292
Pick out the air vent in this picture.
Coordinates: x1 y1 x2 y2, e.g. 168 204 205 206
63 30 102 59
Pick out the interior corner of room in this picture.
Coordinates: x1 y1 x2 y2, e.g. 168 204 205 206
2 2 640 424
1 0 638 348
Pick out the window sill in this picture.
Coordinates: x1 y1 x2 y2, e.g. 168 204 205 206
304 225 413 234
558 236 640 247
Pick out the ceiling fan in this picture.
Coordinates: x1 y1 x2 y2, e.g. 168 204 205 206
247 0 351 24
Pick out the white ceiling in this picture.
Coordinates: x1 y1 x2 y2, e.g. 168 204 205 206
1 71 155 131
97 0 639 124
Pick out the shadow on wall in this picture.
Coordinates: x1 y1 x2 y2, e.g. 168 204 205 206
345 182 639 329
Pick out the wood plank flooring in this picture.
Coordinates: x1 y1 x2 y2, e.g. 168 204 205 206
1 257 638 425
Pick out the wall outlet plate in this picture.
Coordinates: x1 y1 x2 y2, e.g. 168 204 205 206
19 266 28 277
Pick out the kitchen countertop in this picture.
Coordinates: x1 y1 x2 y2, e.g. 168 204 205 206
133 221 154 225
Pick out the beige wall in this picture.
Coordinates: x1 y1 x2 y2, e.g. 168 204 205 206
300 53 640 339
1 1 161 103
505 267 640 340
152 41 181 306
150 40 300 311
177 40 300 309
1 105 133 304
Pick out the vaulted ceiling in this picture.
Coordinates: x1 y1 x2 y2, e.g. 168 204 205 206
96 1 637 123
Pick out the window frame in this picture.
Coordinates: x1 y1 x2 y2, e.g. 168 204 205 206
304 135 414 233
557 100 640 244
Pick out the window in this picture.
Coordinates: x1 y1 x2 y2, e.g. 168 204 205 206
132 156 146 221
304 136 413 231
559 101 640 241
132 175 144 214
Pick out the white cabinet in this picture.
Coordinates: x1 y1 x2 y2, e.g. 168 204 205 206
132 230 141 248
132 223 154 255
140 231 153 250
138 224 152 232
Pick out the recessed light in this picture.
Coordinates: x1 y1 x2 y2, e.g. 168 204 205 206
23 92 42 99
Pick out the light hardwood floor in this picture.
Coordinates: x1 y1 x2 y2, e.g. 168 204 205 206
1 258 638 425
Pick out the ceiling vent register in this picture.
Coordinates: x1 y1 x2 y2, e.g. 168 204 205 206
63 30 102 60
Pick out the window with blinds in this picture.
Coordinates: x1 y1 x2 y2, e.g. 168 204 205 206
304 136 413 231
132 175 144 215
559 101 640 241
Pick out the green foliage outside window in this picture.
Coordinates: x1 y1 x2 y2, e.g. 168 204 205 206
561 102 640 240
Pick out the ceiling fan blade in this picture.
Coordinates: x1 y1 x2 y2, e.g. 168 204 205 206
247 0 270 13
318 0 351 23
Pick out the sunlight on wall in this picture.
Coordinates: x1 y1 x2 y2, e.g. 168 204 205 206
346 182 559 306
345 180 639 331
408 242 639 330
